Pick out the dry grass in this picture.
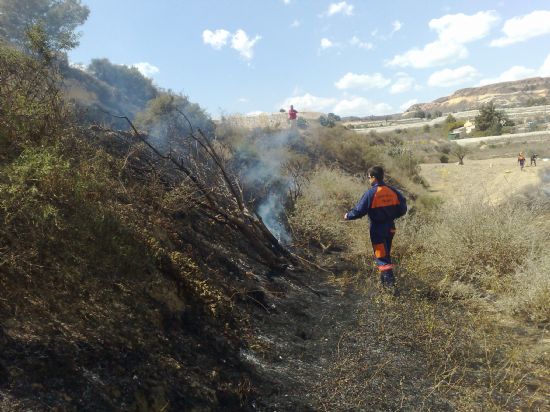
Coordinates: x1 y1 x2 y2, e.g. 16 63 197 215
291 164 549 410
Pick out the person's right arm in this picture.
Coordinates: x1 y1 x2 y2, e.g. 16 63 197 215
345 190 372 220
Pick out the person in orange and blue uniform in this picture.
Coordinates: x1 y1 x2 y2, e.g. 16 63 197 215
518 152 526 171
344 166 407 292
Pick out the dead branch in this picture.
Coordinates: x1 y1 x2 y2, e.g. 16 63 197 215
97 109 293 270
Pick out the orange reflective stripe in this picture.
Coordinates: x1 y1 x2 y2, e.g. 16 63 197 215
373 243 386 258
371 186 399 208
378 264 394 271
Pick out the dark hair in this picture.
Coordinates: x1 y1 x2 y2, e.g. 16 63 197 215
368 165 384 181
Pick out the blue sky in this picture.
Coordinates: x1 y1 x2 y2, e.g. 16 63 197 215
68 1 550 118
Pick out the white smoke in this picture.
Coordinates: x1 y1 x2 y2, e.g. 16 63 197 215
238 130 296 244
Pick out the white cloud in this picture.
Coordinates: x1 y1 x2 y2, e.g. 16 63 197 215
291 19 301 28
281 92 393 116
132 62 160 78
428 65 480 87
202 29 231 49
231 29 261 60
324 1 354 17
491 10 550 47
320 38 334 49
387 40 468 68
238 97 249 103
478 65 537 86
203 29 261 60
430 11 499 44
477 52 550 86
349 36 373 50
400 99 418 112
335 72 391 90
392 20 402 33
281 93 337 112
388 11 499 69
390 73 415 94
246 110 265 116
282 0 291 4
372 20 404 41
333 97 393 116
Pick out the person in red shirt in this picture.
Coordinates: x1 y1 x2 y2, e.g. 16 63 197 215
288 105 298 128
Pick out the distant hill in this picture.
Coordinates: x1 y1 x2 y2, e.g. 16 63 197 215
405 76 550 115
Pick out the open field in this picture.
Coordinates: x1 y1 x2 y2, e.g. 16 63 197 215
420 156 550 204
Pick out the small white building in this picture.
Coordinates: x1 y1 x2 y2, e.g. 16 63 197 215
464 120 475 134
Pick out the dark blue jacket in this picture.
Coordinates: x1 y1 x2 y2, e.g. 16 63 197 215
346 182 407 235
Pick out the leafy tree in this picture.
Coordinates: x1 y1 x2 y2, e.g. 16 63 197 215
0 0 89 51
445 114 457 123
446 120 465 133
87 58 158 110
475 101 513 136
327 113 341 122
297 117 308 129
414 110 426 119
319 115 335 127
0 31 65 153
135 93 214 152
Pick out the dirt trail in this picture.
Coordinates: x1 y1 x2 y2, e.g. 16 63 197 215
420 157 550 204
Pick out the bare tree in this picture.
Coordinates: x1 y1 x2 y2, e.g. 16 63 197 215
450 143 470 165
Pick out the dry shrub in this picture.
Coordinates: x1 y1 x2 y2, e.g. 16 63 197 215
503 253 550 323
304 125 383 175
397 197 545 294
289 167 366 252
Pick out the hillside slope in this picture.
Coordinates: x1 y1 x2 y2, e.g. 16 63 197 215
406 76 550 114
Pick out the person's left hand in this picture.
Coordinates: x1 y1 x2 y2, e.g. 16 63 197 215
344 213 348 220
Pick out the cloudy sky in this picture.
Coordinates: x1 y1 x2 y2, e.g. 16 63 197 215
69 0 550 118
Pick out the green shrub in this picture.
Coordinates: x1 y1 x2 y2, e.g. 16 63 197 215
440 154 449 163
0 41 66 153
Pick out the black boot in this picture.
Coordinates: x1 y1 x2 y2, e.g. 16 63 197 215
380 271 399 296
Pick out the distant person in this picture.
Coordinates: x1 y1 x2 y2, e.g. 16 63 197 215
344 166 407 295
288 105 298 129
530 153 538 166
518 152 526 171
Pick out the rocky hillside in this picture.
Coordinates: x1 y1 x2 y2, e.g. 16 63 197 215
407 76 550 114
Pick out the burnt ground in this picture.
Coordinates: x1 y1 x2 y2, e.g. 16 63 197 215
242 261 458 412
241 255 549 412
1 238 547 411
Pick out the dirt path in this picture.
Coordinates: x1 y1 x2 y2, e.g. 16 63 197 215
419 157 550 204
